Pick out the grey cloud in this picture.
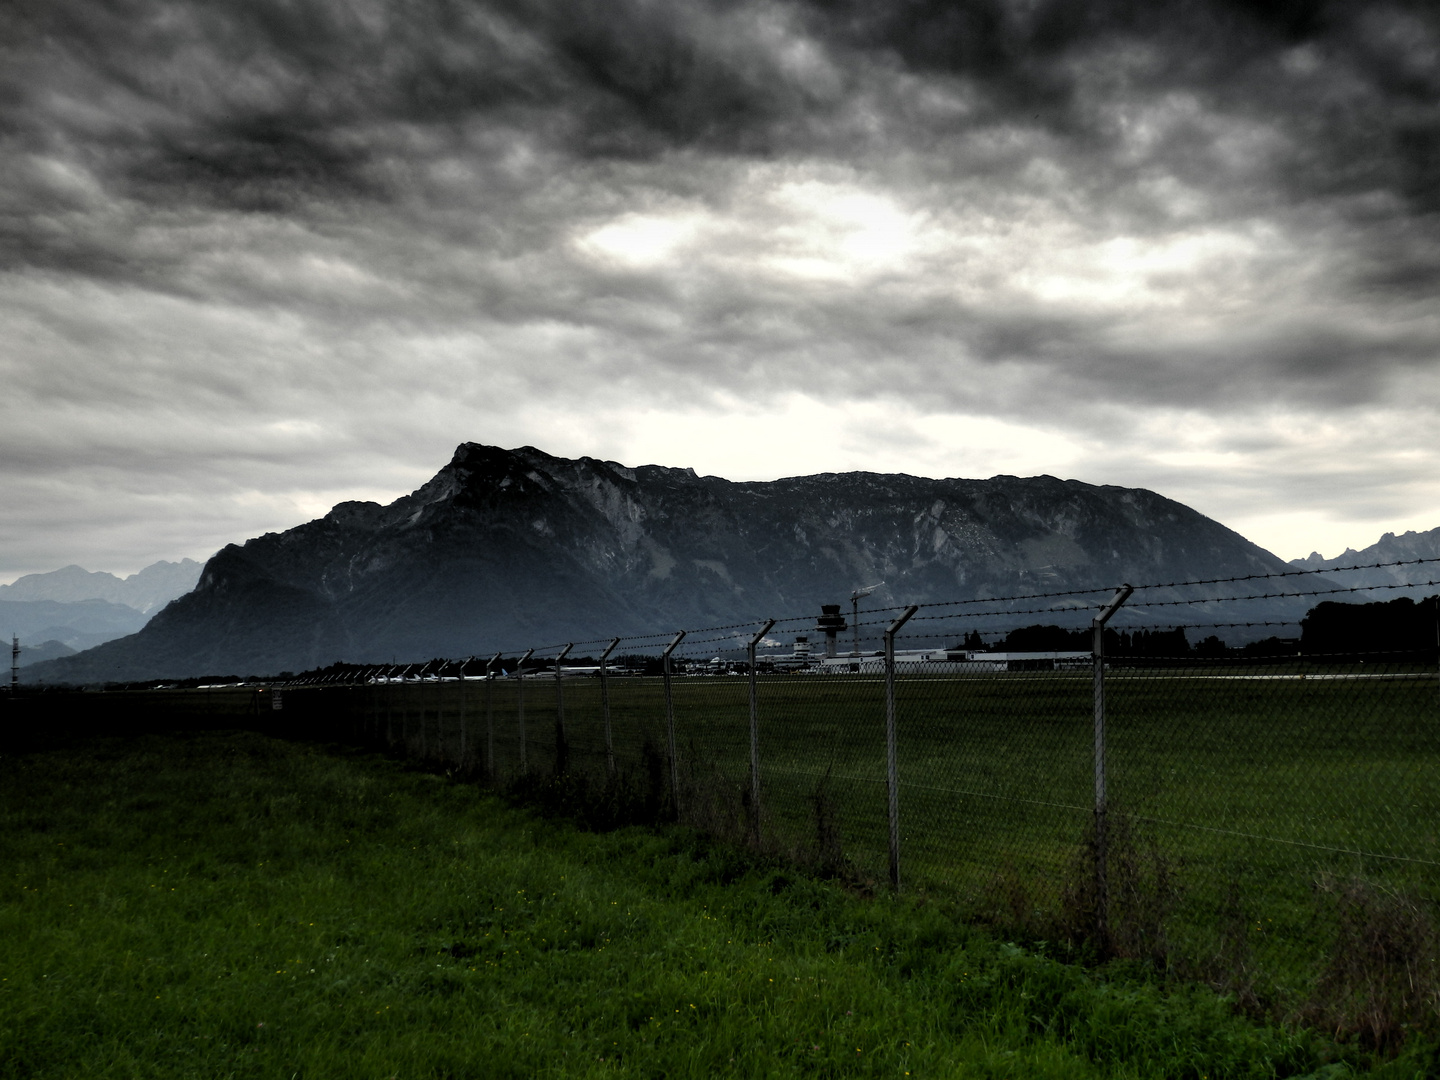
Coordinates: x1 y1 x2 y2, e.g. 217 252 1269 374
7 1 1424 196
2 0 1438 578
502 255 1423 419
812 0 1440 229
6 0 1437 290
5 0 840 210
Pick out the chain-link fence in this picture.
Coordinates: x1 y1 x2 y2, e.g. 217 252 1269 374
219 564 1434 1027
8 560 1437 1035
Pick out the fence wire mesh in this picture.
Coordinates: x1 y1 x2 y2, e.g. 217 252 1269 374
262 595 1435 1007
14 562 1435 1022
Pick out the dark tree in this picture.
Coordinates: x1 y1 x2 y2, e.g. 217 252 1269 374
1301 596 1440 659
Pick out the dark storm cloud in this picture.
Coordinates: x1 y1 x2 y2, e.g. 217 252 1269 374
7 0 1429 207
5 0 1435 281
811 0 1440 206
4 0 830 206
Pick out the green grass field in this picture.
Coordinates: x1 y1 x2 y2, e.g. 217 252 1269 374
5 728 1428 1078
313 665 1440 1015
13 661 1437 1042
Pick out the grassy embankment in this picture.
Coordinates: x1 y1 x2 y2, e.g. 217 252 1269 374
3 727 1420 1078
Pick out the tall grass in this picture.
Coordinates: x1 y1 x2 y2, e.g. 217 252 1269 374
4 729 1418 1078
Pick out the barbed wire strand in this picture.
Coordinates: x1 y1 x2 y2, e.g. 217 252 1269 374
268 556 1440 677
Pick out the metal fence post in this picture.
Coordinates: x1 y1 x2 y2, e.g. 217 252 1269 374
458 657 472 769
554 643 574 775
400 677 409 753
662 631 687 818
600 638 621 779
486 652 501 778
385 680 394 747
1092 584 1134 956
363 670 375 742
748 619 776 847
516 648 535 773
885 605 919 891
432 672 441 759
422 673 433 761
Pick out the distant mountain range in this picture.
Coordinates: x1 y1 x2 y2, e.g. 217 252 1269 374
2 559 202 665
1290 528 1440 599
1 598 149 661
11 638 80 666
25 443 1345 685
0 559 202 614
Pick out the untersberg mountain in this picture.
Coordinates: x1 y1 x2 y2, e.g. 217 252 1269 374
28 443 1314 683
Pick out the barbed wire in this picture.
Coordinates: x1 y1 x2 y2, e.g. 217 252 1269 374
1131 556 1440 593
893 584 1120 610
888 576 1440 627
838 557 1440 619
895 621 1302 647
491 585 1436 657
1105 621 1298 633
671 632 769 651
1133 577 1440 610
367 557 1440 667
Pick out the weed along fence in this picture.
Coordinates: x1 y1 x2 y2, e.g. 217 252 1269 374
10 559 1440 1036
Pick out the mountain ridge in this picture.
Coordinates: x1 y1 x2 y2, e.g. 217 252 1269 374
0 559 203 614
1 598 151 654
1289 527 1440 598
26 443 1326 684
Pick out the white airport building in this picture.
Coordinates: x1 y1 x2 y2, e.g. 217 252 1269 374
812 649 1090 674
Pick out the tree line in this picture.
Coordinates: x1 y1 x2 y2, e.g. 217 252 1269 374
958 594 1439 659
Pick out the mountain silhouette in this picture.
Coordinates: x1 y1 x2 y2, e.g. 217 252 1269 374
27 443 1323 683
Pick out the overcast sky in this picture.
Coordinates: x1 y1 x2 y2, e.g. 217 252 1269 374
3 0 1438 582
